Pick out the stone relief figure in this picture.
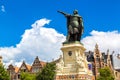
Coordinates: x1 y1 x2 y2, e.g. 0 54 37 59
76 55 84 72
56 55 64 72
58 10 84 42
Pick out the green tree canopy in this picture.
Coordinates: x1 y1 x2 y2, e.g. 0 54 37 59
36 62 56 80
0 64 10 80
97 67 114 80
20 72 36 80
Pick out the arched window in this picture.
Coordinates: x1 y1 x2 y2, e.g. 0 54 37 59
115 72 117 77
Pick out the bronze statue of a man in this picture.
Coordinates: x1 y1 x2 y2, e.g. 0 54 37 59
58 10 84 42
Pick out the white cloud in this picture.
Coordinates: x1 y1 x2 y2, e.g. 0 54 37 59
1 5 5 12
0 18 65 66
0 47 21 62
0 18 120 68
81 30 120 53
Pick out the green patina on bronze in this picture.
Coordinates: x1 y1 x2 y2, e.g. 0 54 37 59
57 10 84 43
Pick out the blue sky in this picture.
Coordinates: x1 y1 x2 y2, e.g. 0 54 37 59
0 0 120 46
0 0 120 68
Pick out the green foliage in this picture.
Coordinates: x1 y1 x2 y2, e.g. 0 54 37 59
36 62 56 80
97 67 114 80
20 72 36 80
0 64 10 80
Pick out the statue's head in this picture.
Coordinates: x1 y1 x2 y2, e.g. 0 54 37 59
73 10 78 14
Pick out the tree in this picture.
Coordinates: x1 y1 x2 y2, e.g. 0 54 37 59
97 67 114 80
20 72 36 80
36 62 56 80
0 64 10 80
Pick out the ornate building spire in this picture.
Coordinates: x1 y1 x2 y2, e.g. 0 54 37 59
95 43 100 55
107 49 111 67
107 49 110 56
106 49 114 74
94 43 100 54
95 43 98 49
94 43 102 79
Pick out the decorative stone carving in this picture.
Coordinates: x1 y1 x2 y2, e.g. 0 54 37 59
56 55 64 73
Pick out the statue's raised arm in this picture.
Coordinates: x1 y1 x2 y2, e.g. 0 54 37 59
57 10 70 17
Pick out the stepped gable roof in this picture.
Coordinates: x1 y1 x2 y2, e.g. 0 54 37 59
31 56 46 69
8 64 14 68
7 64 19 73
18 61 31 72
32 56 46 67
7 64 14 70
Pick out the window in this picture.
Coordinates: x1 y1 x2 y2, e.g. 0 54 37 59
21 69 26 72
23 69 26 72
96 58 100 62
18 74 20 79
116 72 117 77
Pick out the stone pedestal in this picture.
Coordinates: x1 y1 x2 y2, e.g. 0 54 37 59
55 42 94 80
